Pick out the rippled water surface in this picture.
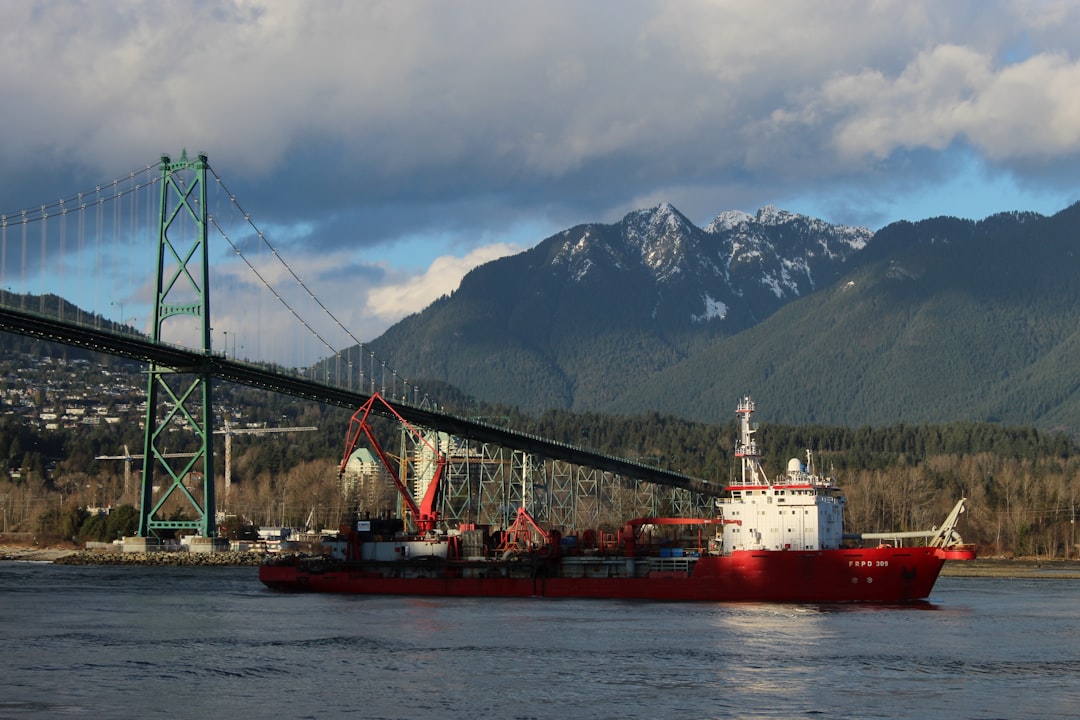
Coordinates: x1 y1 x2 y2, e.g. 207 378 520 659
2 562 1078 719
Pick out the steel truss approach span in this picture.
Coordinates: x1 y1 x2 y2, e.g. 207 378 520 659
0 305 719 499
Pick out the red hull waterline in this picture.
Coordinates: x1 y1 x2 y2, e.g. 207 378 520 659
259 546 975 603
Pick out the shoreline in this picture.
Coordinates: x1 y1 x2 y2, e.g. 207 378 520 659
3 545 1080 578
0 546 264 566
938 559 1080 579
1 546 79 562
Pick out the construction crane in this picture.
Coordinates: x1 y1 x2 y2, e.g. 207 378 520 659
94 445 198 497
97 417 317 505
216 414 318 504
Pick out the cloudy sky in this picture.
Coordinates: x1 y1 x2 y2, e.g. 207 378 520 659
1 1 1078 364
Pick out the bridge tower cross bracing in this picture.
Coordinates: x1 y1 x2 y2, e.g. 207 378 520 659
137 151 216 539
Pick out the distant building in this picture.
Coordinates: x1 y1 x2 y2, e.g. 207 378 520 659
341 447 391 511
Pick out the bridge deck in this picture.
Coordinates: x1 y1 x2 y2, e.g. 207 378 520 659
0 306 718 497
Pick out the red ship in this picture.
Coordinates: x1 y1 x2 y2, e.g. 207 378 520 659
260 396 976 602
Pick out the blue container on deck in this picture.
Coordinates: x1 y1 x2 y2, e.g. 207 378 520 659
671 548 684 558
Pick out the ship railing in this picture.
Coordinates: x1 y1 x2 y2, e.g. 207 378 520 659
735 440 759 456
848 530 948 548
647 556 698 574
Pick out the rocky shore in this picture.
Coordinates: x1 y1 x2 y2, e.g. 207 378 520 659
0 545 265 566
53 550 266 566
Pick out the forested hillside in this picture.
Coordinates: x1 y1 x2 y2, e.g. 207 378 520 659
6 386 1076 558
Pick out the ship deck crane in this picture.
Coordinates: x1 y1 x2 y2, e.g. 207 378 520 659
339 392 445 533
851 498 970 547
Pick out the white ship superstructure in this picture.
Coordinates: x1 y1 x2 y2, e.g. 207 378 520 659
717 396 845 552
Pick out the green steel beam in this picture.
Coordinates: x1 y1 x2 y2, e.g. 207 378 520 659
138 151 216 539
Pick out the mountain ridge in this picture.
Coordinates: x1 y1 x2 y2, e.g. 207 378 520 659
364 201 1080 434
602 206 1080 430
369 202 873 411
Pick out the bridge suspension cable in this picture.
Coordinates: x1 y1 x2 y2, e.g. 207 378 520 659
1 164 159 224
2 164 160 325
203 166 422 401
0 158 421 402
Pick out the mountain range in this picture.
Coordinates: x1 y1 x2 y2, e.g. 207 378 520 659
367 201 1080 434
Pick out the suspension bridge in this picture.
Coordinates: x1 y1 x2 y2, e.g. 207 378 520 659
0 152 717 542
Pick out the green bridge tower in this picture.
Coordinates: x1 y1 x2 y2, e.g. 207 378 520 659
137 151 216 539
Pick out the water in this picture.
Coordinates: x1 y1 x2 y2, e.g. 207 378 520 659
2 563 1077 720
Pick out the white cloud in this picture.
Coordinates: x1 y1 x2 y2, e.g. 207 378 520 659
820 45 1080 161
365 242 522 323
4 0 1080 362
968 52 1080 158
5 2 1078 204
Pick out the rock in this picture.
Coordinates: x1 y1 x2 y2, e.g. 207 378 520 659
52 550 266 566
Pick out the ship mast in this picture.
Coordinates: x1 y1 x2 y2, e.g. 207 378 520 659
734 396 769 485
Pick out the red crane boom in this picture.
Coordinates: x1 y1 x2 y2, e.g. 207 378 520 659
338 393 445 533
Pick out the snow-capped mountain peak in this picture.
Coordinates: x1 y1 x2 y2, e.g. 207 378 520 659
756 204 795 225
549 202 870 326
705 209 754 233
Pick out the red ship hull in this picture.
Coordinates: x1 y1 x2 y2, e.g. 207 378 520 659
259 545 973 603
